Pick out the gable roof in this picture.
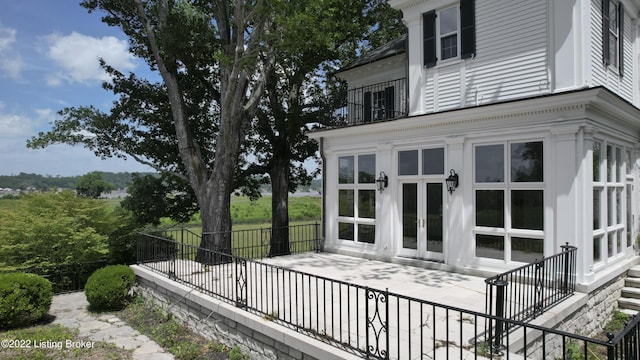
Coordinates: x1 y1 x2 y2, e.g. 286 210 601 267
338 34 406 73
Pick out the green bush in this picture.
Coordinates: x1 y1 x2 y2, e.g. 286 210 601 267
0 272 53 329
85 265 135 311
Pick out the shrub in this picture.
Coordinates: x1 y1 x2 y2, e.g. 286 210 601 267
0 272 53 329
85 265 135 311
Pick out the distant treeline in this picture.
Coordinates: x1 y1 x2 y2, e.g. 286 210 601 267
0 172 153 190
0 172 322 193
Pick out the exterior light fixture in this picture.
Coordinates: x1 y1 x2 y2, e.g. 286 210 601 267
446 169 459 194
376 172 388 192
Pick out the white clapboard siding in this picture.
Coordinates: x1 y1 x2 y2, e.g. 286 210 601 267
427 0 549 112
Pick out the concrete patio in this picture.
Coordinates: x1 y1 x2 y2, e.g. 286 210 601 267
135 252 587 359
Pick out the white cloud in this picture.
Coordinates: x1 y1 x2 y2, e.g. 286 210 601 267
0 104 54 139
44 32 137 86
0 25 25 79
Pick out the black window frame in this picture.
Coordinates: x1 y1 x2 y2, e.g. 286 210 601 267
602 0 624 75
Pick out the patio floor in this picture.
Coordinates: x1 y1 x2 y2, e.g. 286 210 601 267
139 252 585 359
260 252 488 313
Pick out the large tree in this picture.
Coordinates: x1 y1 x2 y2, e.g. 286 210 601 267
247 0 404 256
29 0 273 262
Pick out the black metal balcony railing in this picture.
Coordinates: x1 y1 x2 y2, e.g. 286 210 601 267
137 233 640 359
331 78 407 127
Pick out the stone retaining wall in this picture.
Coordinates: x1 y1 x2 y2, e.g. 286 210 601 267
132 265 357 360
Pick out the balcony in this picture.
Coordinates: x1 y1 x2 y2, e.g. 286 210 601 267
330 78 407 128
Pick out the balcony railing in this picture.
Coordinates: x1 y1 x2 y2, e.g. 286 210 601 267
485 243 577 349
330 78 407 127
136 234 639 359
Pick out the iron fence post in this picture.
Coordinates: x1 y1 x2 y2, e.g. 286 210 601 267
490 279 508 352
561 242 571 294
235 258 247 309
315 222 320 253
365 287 389 359
606 332 615 360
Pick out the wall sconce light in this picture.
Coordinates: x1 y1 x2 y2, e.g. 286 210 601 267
446 169 459 194
376 171 388 192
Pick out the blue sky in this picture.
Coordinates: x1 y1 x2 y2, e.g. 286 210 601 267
0 1 155 176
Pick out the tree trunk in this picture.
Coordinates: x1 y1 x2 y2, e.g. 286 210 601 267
269 157 291 257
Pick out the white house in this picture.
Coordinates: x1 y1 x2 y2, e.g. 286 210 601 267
308 0 640 291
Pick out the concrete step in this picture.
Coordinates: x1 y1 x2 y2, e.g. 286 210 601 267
621 287 640 300
618 297 640 312
627 265 640 278
619 308 638 317
625 277 640 288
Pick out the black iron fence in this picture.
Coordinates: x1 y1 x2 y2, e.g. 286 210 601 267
331 78 407 127
485 243 577 329
136 234 640 359
143 223 321 260
0 260 109 294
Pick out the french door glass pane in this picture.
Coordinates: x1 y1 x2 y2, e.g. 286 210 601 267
426 183 443 253
476 234 504 260
402 183 418 249
476 190 504 227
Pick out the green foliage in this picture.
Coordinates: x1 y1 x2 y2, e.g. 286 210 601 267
0 191 112 268
85 265 135 311
76 171 116 198
121 173 198 226
118 296 239 359
0 273 53 329
229 196 321 224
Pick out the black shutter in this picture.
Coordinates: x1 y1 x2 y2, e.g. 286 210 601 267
602 0 610 66
385 86 395 119
364 91 372 123
460 0 476 59
423 11 437 68
619 2 624 76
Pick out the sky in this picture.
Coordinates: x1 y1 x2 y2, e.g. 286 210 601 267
0 1 155 176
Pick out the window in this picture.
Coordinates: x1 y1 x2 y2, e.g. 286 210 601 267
398 148 445 176
602 0 624 74
364 87 395 122
423 0 475 68
474 141 544 262
592 141 629 264
338 154 376 244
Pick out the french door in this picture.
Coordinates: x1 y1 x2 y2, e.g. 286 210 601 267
399 181 444 261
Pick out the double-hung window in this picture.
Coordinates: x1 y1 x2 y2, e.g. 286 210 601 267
602 0 624 74
338 154 377 244
423 0 475 68
474 141 544 263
